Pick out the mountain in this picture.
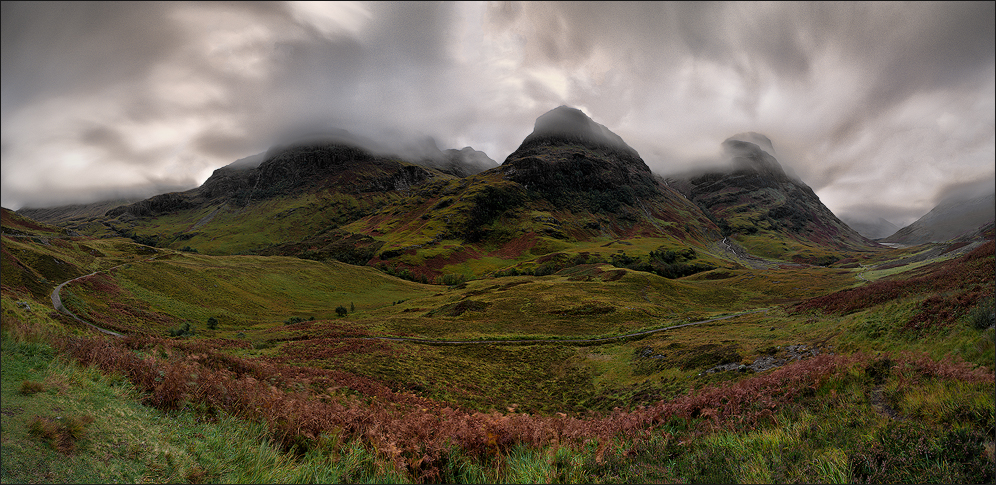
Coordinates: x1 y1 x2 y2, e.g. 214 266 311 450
16 198 139 228
498 106 655 205
90 135 456 255
666 133 878 264
839 216 900 240
1 207 67 237
30 108 887 279
393 137 498 177
441 147 499 177
313 106 723 280
881 192 995 245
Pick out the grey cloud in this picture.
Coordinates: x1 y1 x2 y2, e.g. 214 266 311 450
932 176 996 207
1 2 181 115
193 132 255 160
1 0 993 231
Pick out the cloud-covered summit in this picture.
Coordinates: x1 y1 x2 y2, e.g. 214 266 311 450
519 106 640 159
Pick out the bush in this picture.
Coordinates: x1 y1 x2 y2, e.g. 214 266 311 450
968 296 995 330
335 306 348 317
168 322 195 337
207 317 219 330
441 273 467 285
284 316 315 325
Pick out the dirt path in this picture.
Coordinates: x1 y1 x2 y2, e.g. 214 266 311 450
856 263 870 282
716 237 778 270
50 254 162 338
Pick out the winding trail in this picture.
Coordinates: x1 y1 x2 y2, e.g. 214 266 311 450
50 254 162 338
856 263 870 282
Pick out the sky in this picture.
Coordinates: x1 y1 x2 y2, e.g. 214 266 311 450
2 1 994 227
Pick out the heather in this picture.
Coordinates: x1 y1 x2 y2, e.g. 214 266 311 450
3 219 994 482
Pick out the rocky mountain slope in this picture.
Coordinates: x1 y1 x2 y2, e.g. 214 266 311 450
666 133 879 264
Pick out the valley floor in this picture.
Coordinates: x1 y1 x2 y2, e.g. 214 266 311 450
2 233 994 483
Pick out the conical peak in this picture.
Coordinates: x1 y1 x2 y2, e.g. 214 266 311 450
522 106 640 158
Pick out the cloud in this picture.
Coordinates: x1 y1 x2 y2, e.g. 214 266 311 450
0 1 992 232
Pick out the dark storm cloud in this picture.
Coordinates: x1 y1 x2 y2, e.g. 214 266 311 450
932 177 996 206
1 1 993 229
1 1 179 112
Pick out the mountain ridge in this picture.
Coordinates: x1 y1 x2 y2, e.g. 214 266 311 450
17 106 885 277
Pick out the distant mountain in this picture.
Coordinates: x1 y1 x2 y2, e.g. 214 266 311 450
839 216 900 240
17 198 138 227
394 137 498 177
881 192 995 245
268 130 497 178
1 207 67 236
666 133 878 263
34 108 891 278
441 147 499 177
518 105 641 159
89 136 456 255
498 106 660 211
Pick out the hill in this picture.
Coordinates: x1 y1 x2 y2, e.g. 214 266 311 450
882 191 995 245
16 198 139 229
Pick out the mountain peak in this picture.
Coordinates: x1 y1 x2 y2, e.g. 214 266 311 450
726 132 776 155
518 106 640 159
721 134 788 181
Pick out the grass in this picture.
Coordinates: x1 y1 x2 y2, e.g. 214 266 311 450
3 218 994 482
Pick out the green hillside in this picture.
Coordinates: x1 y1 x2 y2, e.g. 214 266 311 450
3 223 992 483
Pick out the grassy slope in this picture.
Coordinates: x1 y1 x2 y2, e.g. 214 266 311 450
2 221 994 483
59 251 437 335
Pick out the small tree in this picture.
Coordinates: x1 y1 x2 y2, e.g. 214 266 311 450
350 302 355 313
207 317 218 330
335 305 348 317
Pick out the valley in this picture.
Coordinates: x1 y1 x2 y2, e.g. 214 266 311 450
2 107 993 483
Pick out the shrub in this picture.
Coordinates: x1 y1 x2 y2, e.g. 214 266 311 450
207 317 219 330
968 296 995 330
335 306 348 317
